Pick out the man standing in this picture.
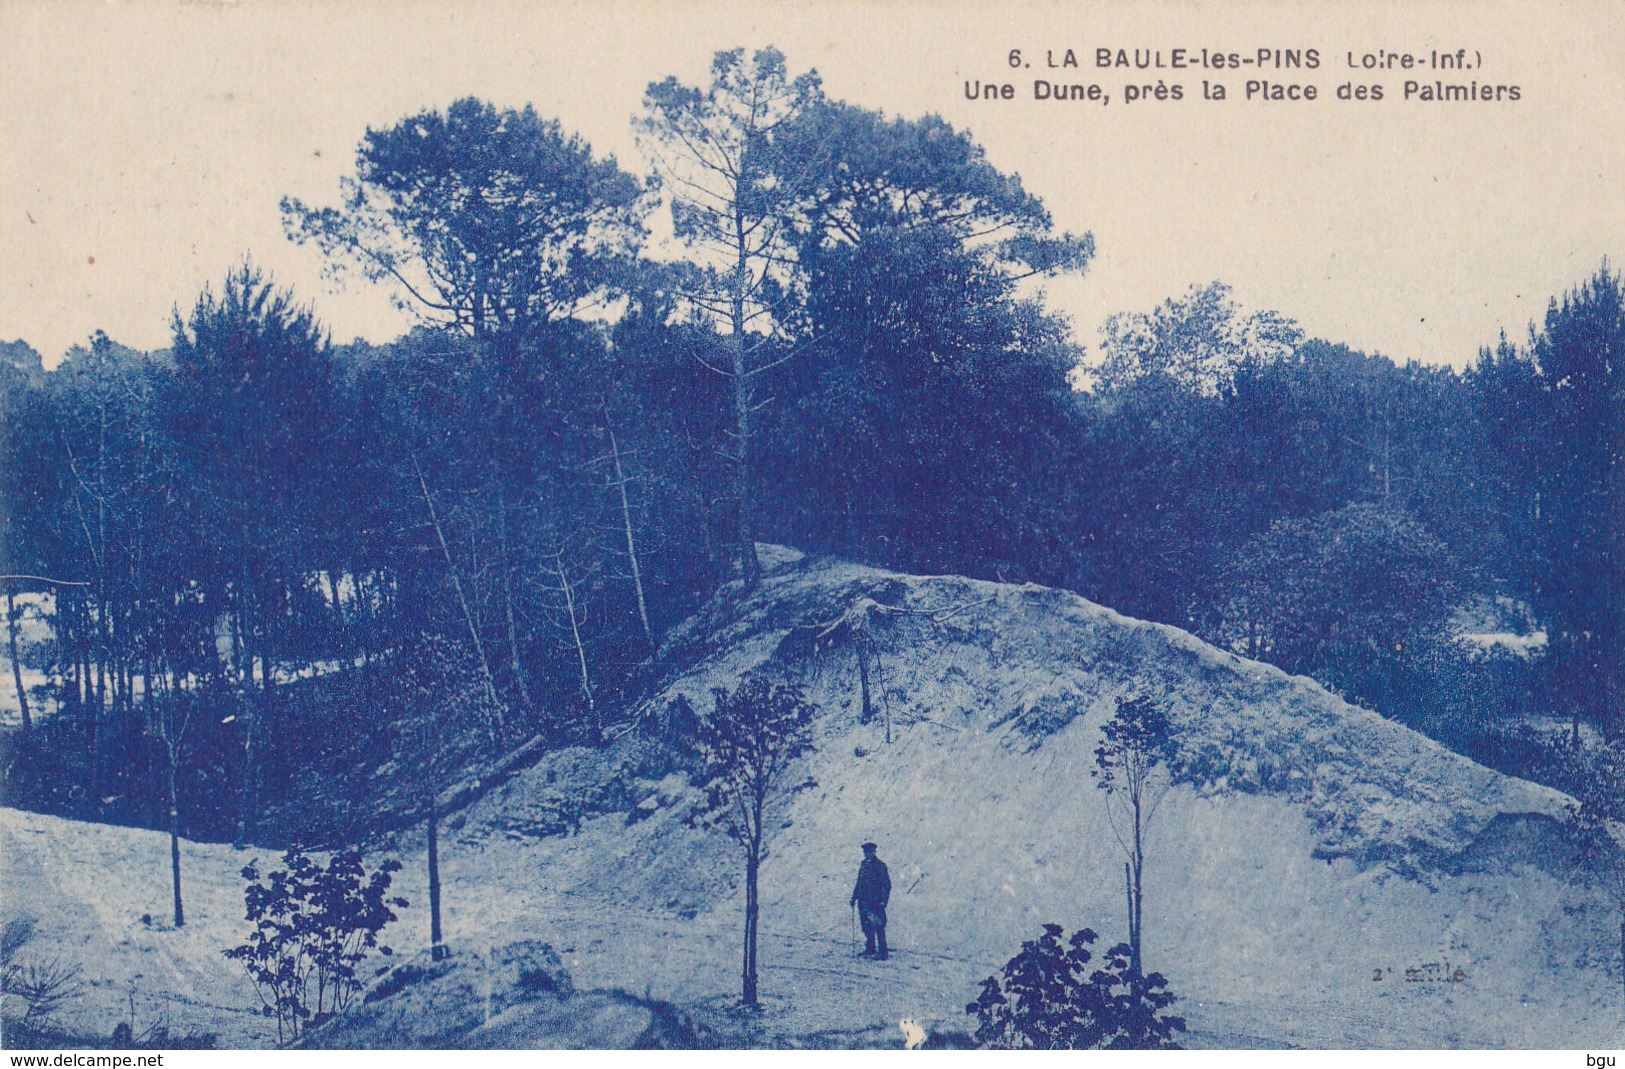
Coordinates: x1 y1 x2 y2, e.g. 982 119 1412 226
850 841 891 960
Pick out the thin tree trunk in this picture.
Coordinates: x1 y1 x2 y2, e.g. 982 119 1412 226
428 799 446 960
232 575 258 846
1131 791 1144 983
743 836 760 1006
92 413 109 796
81 596 99 780
856 635 872 725
5 589 29 735
871 640 893 744
553 552 596 733
95 590 108 727
413 455 504 740
238 646 272 843
603 418 655 656
236 681 256 845
59 604 75 711
324 569 343 624
231 602 246 683
730 227 760 589
496 506 534 715
500 574 533 712
1124 861 1136 977
605 418 657 658
168 748 184 928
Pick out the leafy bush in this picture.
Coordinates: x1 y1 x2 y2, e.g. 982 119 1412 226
966 923 1184 1049
1207 503 1460 692
223 848 407 1045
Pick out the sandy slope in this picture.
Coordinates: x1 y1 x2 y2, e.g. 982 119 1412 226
0 810 275 1046
460 547 1619 1047
3 547 1621 1047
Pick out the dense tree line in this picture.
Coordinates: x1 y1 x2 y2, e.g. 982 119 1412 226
1 46 1619 850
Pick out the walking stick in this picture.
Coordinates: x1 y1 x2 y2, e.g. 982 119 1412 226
851 902 858 958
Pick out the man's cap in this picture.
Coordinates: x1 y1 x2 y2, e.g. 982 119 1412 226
861 841 878 850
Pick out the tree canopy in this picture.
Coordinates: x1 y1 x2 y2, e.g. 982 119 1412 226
283 97 649 339
1092 281 1302 396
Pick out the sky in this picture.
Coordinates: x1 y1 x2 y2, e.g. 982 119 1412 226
3 0 1622 370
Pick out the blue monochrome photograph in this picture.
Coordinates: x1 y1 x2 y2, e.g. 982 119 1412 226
1 0 1622 1053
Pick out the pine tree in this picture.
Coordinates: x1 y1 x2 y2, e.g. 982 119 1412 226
638 47 825 587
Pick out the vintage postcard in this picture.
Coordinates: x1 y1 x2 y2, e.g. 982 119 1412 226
2 0 1622 1054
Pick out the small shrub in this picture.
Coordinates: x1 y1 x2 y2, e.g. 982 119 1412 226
1 918 83 1040
223 848 407 1045
2 958 83 1037
966 923 1185 1049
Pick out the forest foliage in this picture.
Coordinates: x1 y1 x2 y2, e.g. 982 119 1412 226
0 45 1620 847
